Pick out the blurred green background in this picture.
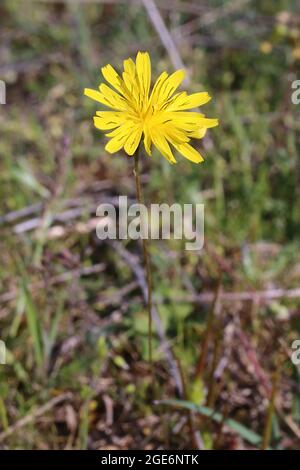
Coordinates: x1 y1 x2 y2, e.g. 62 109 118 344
1 0 300 450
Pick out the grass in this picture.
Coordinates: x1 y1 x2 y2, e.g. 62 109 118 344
0 0 300 450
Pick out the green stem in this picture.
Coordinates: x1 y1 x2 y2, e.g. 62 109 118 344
133 146 153 363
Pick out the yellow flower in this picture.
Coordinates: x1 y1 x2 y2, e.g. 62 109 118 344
84 51 218 164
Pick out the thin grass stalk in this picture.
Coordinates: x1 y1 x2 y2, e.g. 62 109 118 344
207 324 223 409
176 356 204 450
195 281 222 379
261 367 280 450
133 146 153 363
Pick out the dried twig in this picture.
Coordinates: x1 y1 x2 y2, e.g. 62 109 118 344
237 329 272 397
171 0 251 38
0 393 72 442
0 263 106 305
142 0 189 83
0 52 64 76
177 288 300 304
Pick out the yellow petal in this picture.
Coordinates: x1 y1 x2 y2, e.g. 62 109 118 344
155 69 185 105
163 125 190 144
188 127 207 139
105 120 137 137
149 71 169 105
143 127 152 156
99 83 127 110
101 64 124 94
151 130 177 163
93 112 125 130
199 117 219 128
122 71 139 104
124 126 143 156
173 142 204 163
136 51 151 98
160 91 186 110
166 112 218 130
84 88 109 105
123 57 139 98
168 92 211 110
105 134 127 153
84 87 125 110
123 58 136 78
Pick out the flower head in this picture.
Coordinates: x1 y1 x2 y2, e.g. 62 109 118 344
84 52 218 164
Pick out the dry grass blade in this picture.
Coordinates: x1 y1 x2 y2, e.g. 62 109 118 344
142 0 189 82
0 393 72 442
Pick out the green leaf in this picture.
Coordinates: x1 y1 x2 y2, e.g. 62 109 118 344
15 257 43 369
158 399 266 448
10 160 50 198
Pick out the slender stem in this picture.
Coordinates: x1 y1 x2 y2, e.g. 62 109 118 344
133 146 153 363
261 367 280 450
